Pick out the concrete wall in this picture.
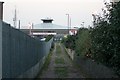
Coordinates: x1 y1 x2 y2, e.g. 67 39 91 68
65 48 74 60
0 21 53 79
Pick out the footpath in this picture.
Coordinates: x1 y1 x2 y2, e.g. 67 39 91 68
36 42 85 78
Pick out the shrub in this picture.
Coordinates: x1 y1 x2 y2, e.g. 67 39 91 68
62 35 76 50
75 28 92 58
91 2 120 76
45 35 53 42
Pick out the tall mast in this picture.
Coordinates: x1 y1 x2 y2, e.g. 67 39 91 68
13 7 17 28
18 20 20 29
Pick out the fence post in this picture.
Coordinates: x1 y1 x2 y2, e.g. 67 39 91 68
0 20 2 79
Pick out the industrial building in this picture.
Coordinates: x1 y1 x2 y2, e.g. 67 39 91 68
21 18 77 40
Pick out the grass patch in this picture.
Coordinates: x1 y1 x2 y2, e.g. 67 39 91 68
55 67 68 77
56 44 62 55
55 58 65 64
61 43 73 61
35 50 53 78
61 43 90 78
43 52 52 70
43 47 54 70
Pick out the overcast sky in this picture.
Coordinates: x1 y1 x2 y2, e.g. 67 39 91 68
1 0 110 28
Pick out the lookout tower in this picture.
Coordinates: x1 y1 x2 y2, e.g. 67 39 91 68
41 18 53 23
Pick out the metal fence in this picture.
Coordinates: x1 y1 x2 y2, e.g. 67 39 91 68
0 21 53 78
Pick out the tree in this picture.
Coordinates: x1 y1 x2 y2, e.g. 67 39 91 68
62 35 76 50
91 1 120 76
75 28 92 58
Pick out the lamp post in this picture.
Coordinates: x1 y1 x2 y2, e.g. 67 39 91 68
18 20 20 29
70 17 71 31
66 14 70 34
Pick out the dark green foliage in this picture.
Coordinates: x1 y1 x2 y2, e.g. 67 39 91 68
108 2 120 76
91 21 111 64
91 2 120 76
75 28 92 57
50 42 54 51
62 35 76 50
62 1 120 76
36 50 53 76
62 28 92 58
45 35 53 42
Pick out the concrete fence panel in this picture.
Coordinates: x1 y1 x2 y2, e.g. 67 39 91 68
0 21 53 79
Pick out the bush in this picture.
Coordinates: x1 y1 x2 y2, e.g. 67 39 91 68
75 28 92 58
62 2 120 76
62 35 76 50
91 2 120 76
45 35 53 42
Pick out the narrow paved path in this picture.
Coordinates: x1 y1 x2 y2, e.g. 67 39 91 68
37 42 85 78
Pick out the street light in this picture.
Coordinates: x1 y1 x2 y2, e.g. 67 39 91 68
70 17 71 31
66 14 70 34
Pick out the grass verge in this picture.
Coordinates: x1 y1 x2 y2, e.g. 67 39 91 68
56 44 62 55
42 52 52 70
61 43 91 78
35 49 53 78
61 43 73 61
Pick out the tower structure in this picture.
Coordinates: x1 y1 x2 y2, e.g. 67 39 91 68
0 2 4 20
41 18 53 23
13 8 17 28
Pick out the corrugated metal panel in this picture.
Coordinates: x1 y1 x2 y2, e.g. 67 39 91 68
1 21 53 78
2 23 11 78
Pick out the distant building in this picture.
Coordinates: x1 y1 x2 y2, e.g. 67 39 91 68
21 18 77 40
69 29 77 35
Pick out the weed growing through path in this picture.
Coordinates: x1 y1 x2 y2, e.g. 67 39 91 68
56 44 62 55
54 67 68 77
36 51 53 77
55 58 65 64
